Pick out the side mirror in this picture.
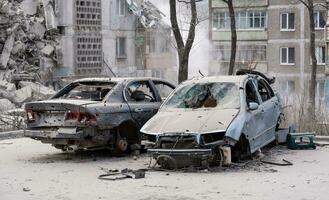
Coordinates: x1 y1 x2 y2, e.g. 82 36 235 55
248 102 259 111
131 90 146 101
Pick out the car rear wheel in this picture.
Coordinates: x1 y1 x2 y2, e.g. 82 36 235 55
116 121 141 153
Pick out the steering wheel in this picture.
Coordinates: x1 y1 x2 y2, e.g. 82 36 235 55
144 93 155 102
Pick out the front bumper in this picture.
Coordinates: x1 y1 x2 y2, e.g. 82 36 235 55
148 148 213 158
148 148 215 169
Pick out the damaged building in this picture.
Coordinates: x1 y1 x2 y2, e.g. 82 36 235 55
0 0 177 131
55 0 177 84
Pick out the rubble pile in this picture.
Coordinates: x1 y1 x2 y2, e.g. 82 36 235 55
0 0 58 131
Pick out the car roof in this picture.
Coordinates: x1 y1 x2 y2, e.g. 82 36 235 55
181 75 249 85
72 77 167 83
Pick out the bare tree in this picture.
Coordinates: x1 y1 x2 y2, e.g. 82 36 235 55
298 0 317 118
222 0 237 75
170 0 197 83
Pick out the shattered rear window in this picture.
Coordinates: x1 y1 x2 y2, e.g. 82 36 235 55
163 82 240 109
54 82 116 101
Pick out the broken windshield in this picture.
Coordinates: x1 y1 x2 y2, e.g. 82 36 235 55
163 82 240 109
54 82 116 101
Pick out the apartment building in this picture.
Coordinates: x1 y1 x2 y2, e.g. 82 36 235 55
53 0 177 83
209 0 327 105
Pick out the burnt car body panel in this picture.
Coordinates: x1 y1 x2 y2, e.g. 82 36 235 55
141 74 283 166
24 77 175 151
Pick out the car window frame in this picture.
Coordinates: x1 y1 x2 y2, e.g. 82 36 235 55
245 78 261 107
257 78 274 103
124 80 158 103
150 80 176 102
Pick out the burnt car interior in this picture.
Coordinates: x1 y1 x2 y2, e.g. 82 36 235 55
126 81 156 102
164 82 240 109
53 81 116 101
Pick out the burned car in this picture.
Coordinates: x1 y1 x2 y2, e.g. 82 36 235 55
24 77 175 152
141 72 283 168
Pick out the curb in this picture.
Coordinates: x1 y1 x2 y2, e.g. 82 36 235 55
0 130 24 140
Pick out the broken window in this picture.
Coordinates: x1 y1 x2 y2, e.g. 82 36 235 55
55 82 116 101
245 80 259 106
126 81 156 102
257 79 273 102
116 37 126 58
153 81 175 101
163 82 240 109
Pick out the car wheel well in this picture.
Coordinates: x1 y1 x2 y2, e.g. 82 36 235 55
117 120 141 145
232 133 251 161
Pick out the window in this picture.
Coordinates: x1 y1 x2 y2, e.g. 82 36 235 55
280 47 295 65
316 46 326 65
126 81 156 102
281 13 295 31
212 45 266 62
116 37 126 58
213 10 266 30
257 79 274 102
245 80 260 106
117 0 126 16
153 81 175 101
314 11 326 29
213 11 229 30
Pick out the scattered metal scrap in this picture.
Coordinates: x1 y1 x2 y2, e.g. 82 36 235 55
98 168 146 181
261 159 293 166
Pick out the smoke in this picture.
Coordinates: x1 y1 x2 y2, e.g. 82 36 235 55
149 0 210 78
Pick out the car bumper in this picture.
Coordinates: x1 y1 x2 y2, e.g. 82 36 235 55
24 128 81 140
148 148 213 158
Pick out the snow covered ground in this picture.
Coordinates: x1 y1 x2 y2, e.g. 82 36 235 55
0 138 328 200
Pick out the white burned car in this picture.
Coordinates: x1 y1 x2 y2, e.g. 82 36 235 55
141 71 283 168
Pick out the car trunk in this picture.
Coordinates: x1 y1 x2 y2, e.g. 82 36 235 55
25 99 97 128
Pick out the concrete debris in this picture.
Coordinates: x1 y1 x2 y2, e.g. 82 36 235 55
41 44 54 56
0 0 60 83
0 98 16 112
126 0 165 28
0 0 60 131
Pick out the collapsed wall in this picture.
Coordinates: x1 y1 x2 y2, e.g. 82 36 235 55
0 0 58 131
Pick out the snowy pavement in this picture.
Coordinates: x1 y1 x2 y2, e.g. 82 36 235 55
0 138 328 200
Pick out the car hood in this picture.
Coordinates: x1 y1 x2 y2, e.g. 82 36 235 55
141 108 239 135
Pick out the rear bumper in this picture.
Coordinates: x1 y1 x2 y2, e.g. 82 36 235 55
24 129 81 140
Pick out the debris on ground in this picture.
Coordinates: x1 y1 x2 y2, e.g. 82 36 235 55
98 168 146 181
0 0 58 131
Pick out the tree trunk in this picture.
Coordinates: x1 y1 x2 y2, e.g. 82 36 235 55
227 0 236 75
170 0 197 83
307 0 316 119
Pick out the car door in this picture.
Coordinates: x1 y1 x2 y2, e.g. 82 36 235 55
125 80 160 127
253 78 277 149
243 78 267 153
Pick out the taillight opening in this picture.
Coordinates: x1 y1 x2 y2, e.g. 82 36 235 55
65 111 96 124
26 109 36 122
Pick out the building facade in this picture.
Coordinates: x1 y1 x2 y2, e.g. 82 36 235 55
53 0 177 84
209 0 327 106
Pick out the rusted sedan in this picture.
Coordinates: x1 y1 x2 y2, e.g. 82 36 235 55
141 71 283 168
24 77 175 152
